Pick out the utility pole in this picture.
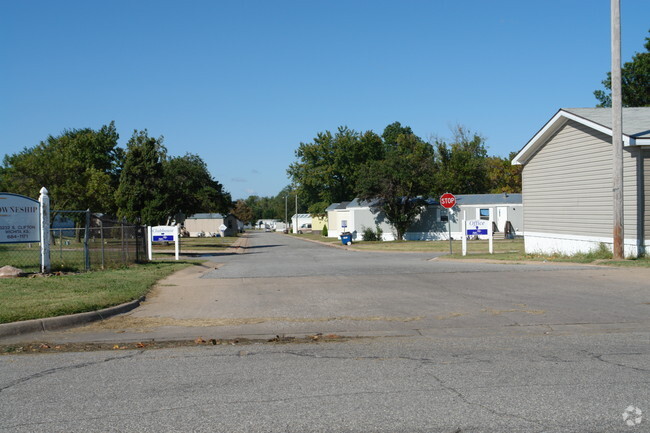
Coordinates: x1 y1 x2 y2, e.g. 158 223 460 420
284 195 288 227
611 0 624 259
294 194 298 234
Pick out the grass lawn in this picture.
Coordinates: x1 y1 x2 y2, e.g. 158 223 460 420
0 261 196 324
149 235 239 258
289 233 650 267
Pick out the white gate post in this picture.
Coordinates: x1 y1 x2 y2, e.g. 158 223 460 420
461 219 467 256
174 225 180 260
147 226 153 261
39 187 50 273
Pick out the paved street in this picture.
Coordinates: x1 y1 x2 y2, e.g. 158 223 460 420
1 232 649 432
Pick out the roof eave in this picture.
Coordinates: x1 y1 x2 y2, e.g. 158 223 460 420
511 109 635 166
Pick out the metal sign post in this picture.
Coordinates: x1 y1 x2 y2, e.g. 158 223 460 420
440 193 456 254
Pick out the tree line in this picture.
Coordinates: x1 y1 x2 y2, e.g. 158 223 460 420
0 122 231 225
286 122 521 239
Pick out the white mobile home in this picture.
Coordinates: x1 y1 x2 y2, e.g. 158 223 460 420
512 107 650 257
326 195 523 241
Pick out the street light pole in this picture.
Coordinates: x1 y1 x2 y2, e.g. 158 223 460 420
295 195 298 234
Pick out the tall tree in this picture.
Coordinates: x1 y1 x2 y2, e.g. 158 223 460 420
287 127 384 214
433 126 489 196
594 30 650 107
162 153 230 223
115 130 167 225
485 152 522 193
1 122 121 212
231 199 254 224
356 130 436 241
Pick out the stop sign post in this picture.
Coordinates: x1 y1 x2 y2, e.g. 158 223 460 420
440 193 456 254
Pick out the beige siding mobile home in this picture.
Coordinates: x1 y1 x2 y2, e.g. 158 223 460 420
513 108 650 257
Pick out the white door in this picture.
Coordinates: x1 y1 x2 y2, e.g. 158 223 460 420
497 207 508 232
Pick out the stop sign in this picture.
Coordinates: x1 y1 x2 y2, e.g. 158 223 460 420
440 193 456 209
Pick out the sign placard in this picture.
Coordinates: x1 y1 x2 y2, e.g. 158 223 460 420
0 193 40 243
148 225 180 261
462 218 493 256
466 219 489 236
151 226 177 242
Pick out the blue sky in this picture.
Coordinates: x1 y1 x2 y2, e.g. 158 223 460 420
1 1 649 200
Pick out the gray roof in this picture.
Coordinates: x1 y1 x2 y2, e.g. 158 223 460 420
347 198 380 208
186 213 225 219
328 194 521 210
513 107 650 165
455 193 522 205
564 107 650 139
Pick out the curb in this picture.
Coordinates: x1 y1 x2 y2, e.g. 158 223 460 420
0 296 145 339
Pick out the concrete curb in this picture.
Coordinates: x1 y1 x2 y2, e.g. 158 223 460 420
0 296 145 339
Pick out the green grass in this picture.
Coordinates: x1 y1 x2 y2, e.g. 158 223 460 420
290 234 650 267
152 235 238 252
0 261 196 324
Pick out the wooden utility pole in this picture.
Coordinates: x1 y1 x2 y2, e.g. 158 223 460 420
611 0 624 259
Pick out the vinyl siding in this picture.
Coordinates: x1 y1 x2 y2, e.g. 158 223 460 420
522 120 640 239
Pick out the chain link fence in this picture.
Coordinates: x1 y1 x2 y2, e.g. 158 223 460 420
0 211 146 273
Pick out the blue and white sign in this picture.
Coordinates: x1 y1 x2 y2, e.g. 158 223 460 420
0 193 40 243
148 225 180 260
151 226 177 242
462 219 493 256
466 219 489 236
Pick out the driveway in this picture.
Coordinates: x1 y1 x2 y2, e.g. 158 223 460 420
5 231 650 344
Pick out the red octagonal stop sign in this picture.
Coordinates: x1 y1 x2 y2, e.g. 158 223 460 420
440 193 456 209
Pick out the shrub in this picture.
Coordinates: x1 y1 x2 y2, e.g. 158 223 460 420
362 226 382 242
322 225 328 237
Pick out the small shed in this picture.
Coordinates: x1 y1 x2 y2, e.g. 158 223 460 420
183 213 239 237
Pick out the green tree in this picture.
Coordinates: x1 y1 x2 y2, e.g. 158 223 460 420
287 127 384 214
485 152 522 193
381 121 417 145
115 130 167 225
356 130 436 241
433 126 489 196
162 153 230 223
1 122 121 212
231 199 254 224
594 31 650 107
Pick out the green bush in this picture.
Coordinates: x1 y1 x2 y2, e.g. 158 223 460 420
362 226 383 242
322 225 328 237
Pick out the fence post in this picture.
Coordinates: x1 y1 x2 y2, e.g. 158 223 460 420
39 187 50 273
100 217 105 269
121 218 126 265
84 209 91 270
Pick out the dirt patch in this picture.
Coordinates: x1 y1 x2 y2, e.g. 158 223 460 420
79 315 424 332
481 308 546 316
0 334 352 355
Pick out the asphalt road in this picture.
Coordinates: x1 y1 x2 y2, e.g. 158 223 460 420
1 232 649 432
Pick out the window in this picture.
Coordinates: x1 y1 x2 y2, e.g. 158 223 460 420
440 209 449 222
479 209 490 220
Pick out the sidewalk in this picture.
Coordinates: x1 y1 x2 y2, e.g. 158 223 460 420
0 235 250 341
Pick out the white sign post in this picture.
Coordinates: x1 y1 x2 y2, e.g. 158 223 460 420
39 188 50 272
149 225 180 260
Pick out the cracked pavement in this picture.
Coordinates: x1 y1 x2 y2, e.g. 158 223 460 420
1 232 649 431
